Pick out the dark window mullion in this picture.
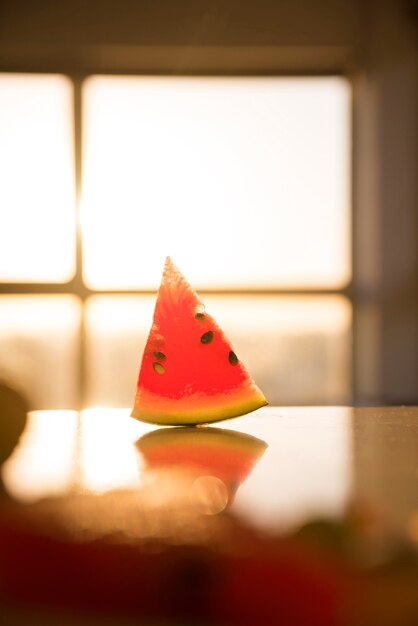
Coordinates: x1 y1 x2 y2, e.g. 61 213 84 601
72 75 87 410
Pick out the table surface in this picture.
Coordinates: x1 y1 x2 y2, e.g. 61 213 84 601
2 405 418 542
2 405 418 626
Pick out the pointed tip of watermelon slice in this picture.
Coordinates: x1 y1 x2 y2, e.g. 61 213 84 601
164 255 173 270
162 256 189 288
163 256 179 276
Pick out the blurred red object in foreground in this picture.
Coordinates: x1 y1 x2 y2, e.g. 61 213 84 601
0 492 347 626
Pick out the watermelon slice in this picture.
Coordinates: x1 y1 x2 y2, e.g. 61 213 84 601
131 257 267 425
136 426 268 504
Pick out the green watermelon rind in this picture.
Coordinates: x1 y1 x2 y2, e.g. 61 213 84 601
131 386 267 426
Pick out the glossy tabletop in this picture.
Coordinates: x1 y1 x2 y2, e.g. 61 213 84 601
2 405 418 626
2 405 418 541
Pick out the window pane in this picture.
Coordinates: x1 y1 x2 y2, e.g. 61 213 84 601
85 295 352 407
0 74 75 282
0 296 81 408
85 295 155 407
81 76 351 290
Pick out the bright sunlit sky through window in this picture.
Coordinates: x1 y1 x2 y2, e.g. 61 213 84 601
0 73 351 291
81 76 351 290
0 74 75 283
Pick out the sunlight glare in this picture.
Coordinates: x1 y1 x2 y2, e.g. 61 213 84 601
204 293 352 333
0 74 75 282
2 411 78 502
79 409 154 493
230 407 353 531
81 76 351 290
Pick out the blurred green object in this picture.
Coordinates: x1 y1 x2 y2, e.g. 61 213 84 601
0 382 27 466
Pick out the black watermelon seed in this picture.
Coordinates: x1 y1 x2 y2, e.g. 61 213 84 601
228 351 238 365
153 351 166 361
195 312 205 320
201 330 213 344
153 362 165 375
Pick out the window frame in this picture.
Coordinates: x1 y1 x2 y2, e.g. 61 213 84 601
0 49 356 408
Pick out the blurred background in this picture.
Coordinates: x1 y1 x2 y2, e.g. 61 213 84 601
0 0 417 410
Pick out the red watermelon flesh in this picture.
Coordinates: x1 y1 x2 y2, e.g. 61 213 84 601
131 257 267 425
136 427 267 503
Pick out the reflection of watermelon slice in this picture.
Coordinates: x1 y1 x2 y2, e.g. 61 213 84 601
131 257 267 425
136 427 267 503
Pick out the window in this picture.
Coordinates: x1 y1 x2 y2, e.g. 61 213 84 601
0 73 352 409
0 74 75 283
81 76 351 290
